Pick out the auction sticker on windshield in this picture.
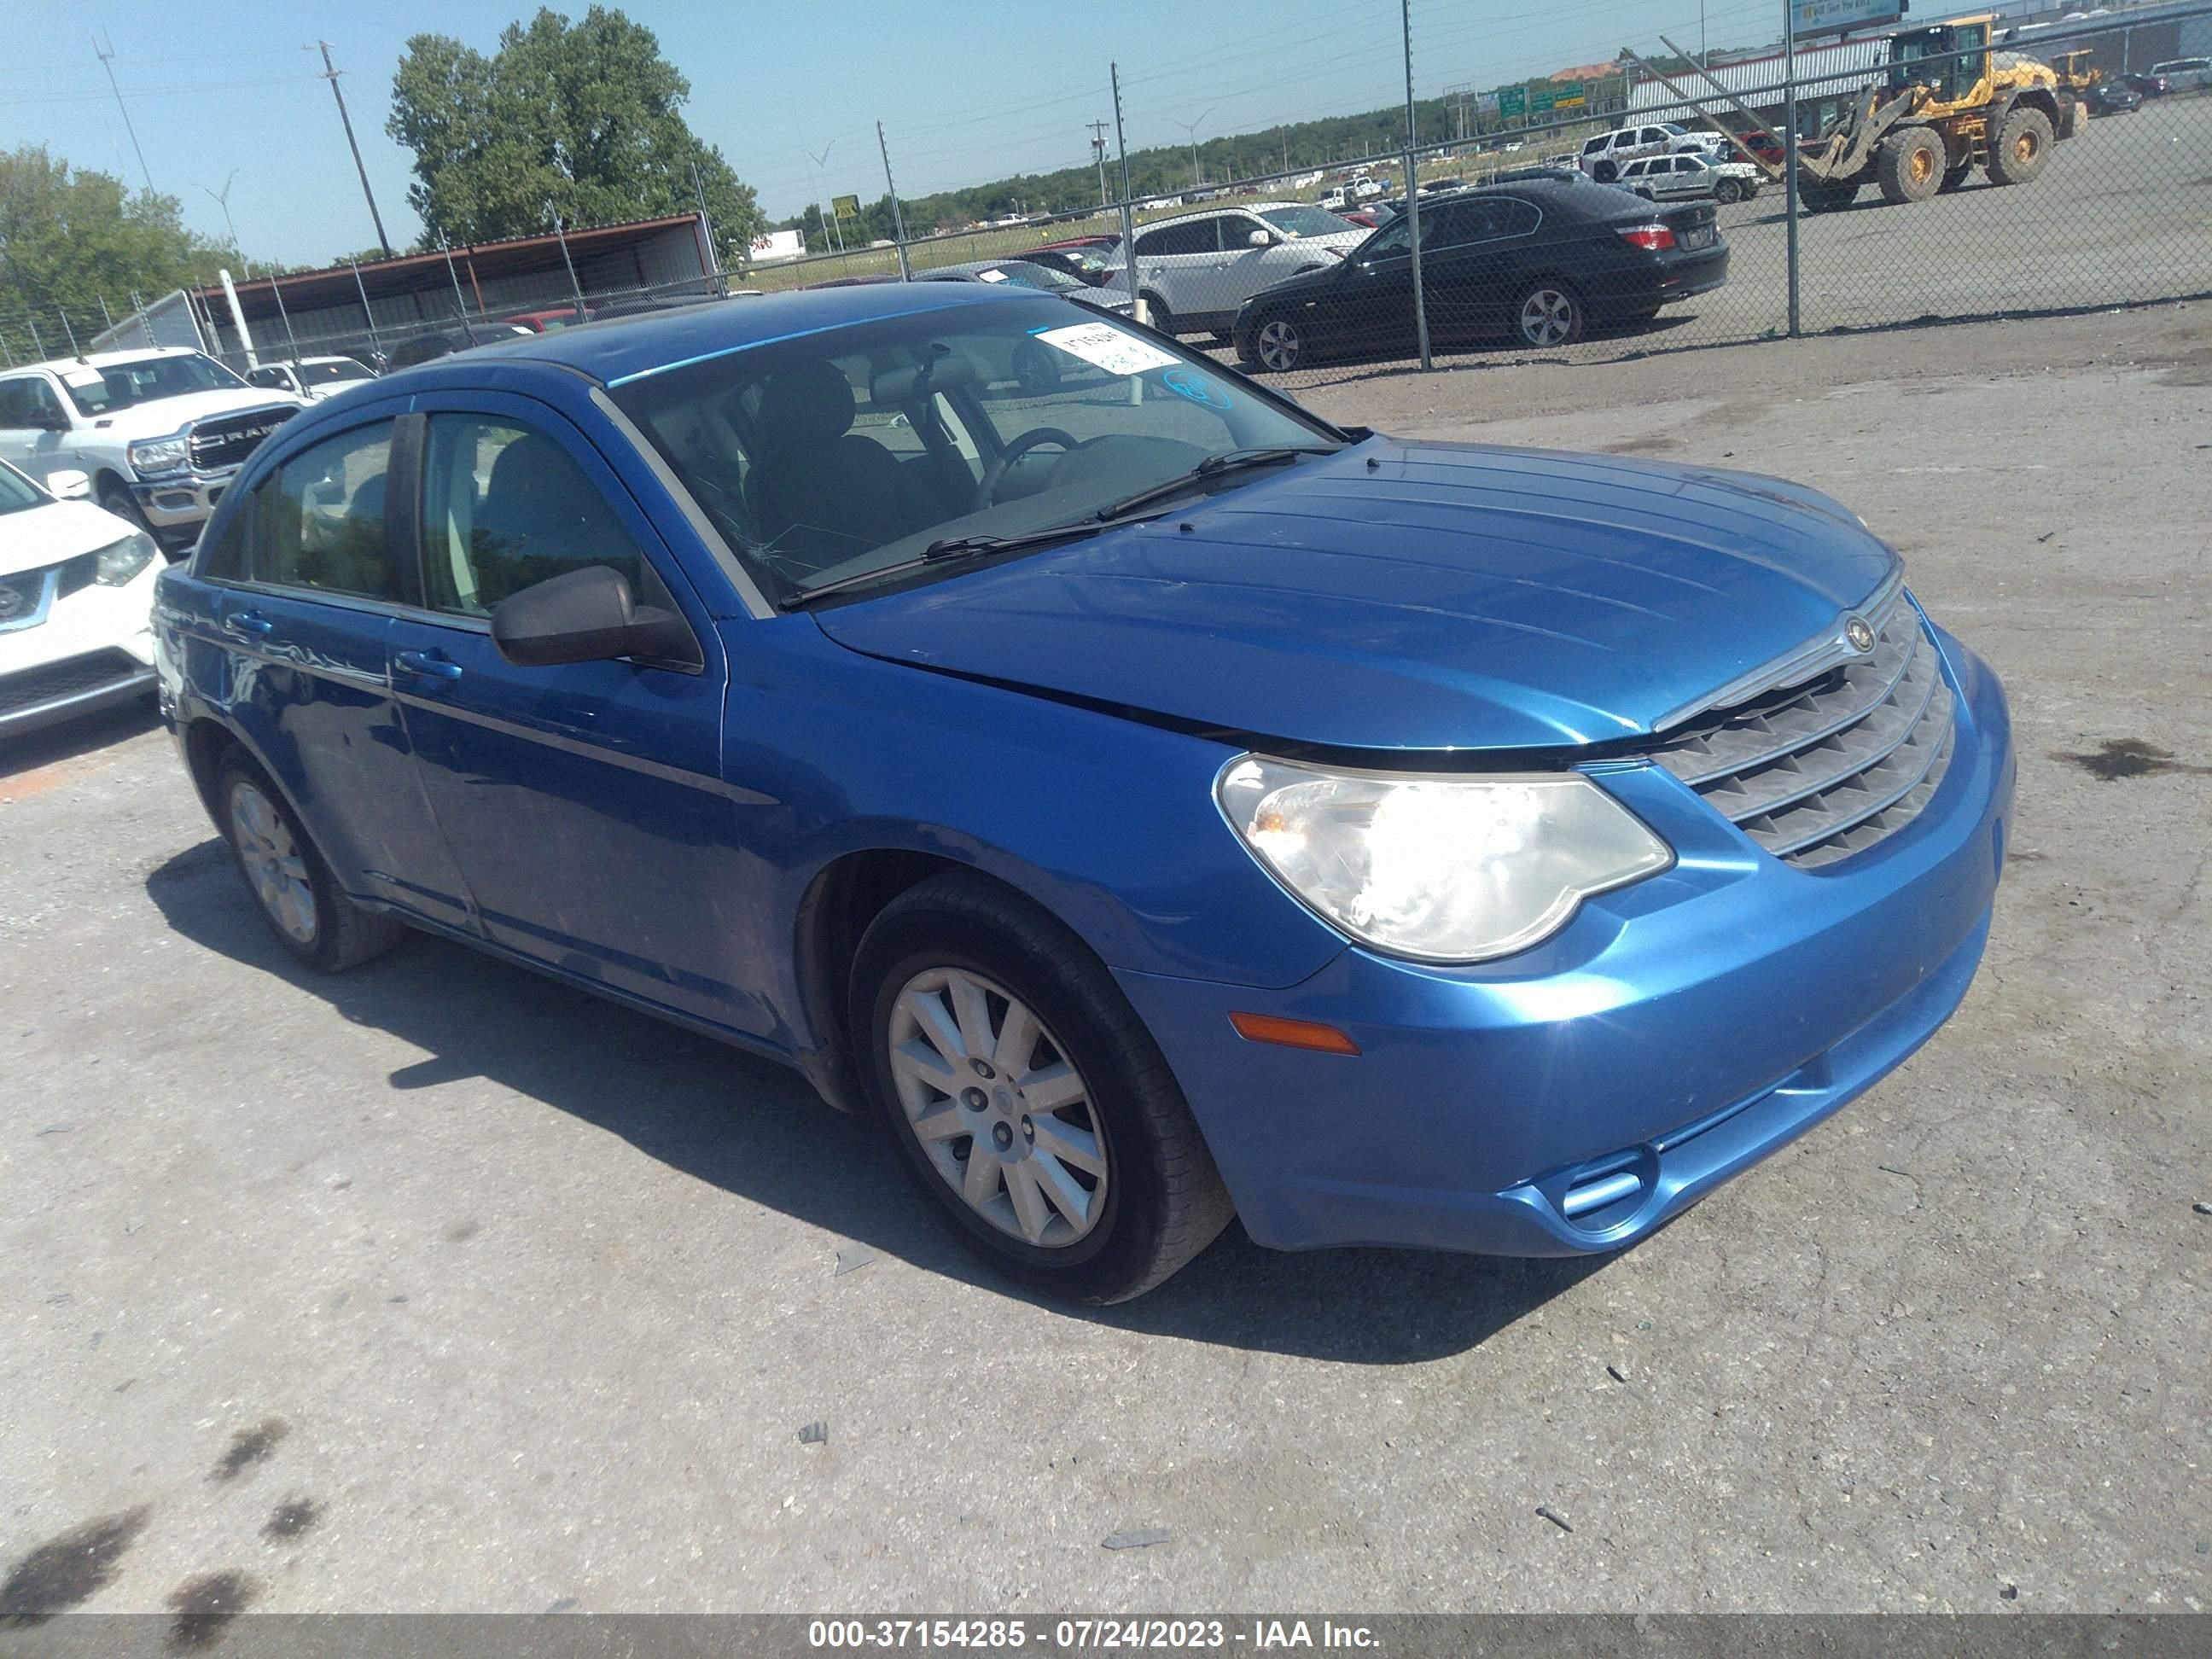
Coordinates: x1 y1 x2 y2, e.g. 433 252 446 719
1033 322 1179 376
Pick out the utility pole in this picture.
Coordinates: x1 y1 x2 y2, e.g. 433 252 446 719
1110 64 1141 332
876 122 912 282
318 43 393 259
1087 120 1109 207
93 32 154 194
1401 0 1430 371
801 140 844 253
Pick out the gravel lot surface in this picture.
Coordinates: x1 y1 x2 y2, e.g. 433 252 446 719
3 305 2208 1618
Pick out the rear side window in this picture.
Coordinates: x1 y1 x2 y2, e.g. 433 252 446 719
419 415 643 616
1150 218 1220 256
256 422 398 602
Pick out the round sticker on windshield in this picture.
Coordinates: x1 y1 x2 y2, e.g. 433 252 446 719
1161 367 1231 410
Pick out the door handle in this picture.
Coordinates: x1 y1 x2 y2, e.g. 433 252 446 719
394 649 463 681
224 610 273 637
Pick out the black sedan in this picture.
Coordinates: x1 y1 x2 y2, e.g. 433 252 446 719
2086 80 2144 114
1231 179 1727 371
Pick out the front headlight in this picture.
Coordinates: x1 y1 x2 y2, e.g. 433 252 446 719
95 531 160 587
127 436 189 476
1216 756 1674 963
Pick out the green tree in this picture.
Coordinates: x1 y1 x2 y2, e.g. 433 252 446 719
0 146 225 330
387 6 764 265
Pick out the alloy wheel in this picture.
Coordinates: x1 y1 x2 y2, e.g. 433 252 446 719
1255 317 1303 371
1518 288 1576 347
230 782 317 945
886 966 1109 1249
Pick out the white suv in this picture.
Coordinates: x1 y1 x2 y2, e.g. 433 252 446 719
2148 57 2212 91
1098 203 1369 338
243 355 379 403
0 458 163 738
1615 151 1764 204
0 349 302 551
1577 123 1717 183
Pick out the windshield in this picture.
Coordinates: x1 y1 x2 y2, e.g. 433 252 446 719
0 462 43 515
300 359 372 385
610 300 1338 605
1259 205 1357 239
61 352 247 417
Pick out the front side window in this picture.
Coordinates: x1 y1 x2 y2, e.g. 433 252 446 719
613 301 1337 605
0 376 67 430
1257 205 1354 239
419 416 643 616
257 422 397 602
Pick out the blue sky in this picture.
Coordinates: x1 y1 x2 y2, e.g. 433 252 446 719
1 0 1772 267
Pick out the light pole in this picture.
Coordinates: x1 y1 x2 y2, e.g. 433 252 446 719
1174 109 1213 193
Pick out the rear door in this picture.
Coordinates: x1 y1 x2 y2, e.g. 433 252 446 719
1428 196 1542 341
385 394 759 1033
213 408 474 929
1134 216 1224 325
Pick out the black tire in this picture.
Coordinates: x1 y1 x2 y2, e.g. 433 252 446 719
1511 280 1584 349
1877 127 1946 204
96 483 155 538
1801 178 1861 213
1241 308 1307 373
215 752 406 973
1987 105 2054 185
1592 160 1618 183
1714 177 1743 204
849 871 1233 1303
1139 293 1175 336
1938 160 1974 194
1010 338 1060 395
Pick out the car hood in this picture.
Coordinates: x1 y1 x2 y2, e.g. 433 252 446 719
812 439 1902 754
90 389 302 438
0 498 139 578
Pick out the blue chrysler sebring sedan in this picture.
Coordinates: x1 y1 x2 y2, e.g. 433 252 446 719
153 284 2012 1301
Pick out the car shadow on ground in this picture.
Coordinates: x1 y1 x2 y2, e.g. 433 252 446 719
145 838 1606 1364
0 701 161 781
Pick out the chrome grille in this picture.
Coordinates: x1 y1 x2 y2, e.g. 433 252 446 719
186 405 295 472
1651 597 1956 870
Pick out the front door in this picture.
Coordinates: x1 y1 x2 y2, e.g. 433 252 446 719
1335 215 1419 358
385 396 765 1034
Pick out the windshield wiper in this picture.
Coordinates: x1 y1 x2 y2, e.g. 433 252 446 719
1093 445 1342 521
784 519 1134 607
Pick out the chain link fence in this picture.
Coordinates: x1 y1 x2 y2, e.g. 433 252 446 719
4 5 2205 397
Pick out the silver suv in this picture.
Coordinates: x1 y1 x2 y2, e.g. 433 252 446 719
1577 123 1718 183
1097 203 1367 338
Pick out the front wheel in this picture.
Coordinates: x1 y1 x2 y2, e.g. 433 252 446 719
1987 105 2054 185
1714 178 1744 204
1244 311 1307 373
851 873 1233 1303
1139 293 1175 336
1512 282 1583 348
97 484 156 539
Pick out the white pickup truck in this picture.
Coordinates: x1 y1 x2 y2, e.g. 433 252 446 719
0 348 303 553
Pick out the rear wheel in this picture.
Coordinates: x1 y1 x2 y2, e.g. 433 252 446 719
1592 159 1619 183
217 754 406 972
850 872 1233 1303
1987 106 2054 185
1512 281 1583 349
1877 127 1946 204
1714 177 1744 204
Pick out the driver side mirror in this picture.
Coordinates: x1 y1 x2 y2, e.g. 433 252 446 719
491 564 701 670
1247 229 1272 247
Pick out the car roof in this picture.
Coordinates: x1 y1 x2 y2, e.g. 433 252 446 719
388 281 1038 388
15 346 200 374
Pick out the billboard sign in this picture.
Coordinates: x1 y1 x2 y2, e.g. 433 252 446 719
1497 84 1528 119
748 229 805 263
1792 0 1903 38
831 194 861 221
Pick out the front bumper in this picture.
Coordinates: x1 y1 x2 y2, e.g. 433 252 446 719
1114 625 2014 1256
130 469 241 545
0 562 161 738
